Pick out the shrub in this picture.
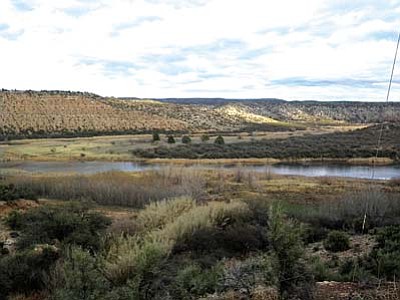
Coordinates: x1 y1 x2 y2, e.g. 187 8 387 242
5 210 24 230
104 201 249 285
181 135 191 144
219 255 276 295
134 197 196 234
201 134 210 142
10 202 111 251
310 256 337 282
49 247 110 300
366 225 400 279
152 132 160 142
268 204 314 300
174 223 263 255
214 135 225 145
0 246 59 298
323 231 350 252
0 183 37 201
104 236 169 289
167 136 175 144
171 263 223 299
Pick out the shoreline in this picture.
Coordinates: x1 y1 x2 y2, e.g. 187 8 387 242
0 156 397 166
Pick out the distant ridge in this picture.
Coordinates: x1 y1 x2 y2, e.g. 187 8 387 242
1 90 400 140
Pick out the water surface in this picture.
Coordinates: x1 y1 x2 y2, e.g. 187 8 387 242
0 161 399 180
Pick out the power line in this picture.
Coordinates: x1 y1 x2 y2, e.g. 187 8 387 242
362 30 400 233
371 30 400 180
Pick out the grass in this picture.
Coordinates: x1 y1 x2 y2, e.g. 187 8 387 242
5 168 207 208
1 166 400 300
0 125 362 162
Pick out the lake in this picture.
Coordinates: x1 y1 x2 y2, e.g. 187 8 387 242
1 161 400 180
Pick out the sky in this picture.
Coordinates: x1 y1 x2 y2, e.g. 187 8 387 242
1 0 400 100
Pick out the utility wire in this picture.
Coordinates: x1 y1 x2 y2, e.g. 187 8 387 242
362 30 400 233
371 30 400 180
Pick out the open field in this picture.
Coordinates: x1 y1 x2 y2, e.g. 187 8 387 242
0 125 364 162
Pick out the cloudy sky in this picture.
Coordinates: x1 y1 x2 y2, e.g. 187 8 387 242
1 0 400 100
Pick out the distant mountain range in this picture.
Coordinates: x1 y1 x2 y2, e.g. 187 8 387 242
1 90 399 140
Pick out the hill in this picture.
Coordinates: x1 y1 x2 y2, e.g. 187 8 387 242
1 90 400 140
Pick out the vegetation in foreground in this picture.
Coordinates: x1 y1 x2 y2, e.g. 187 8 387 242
0 169 400 299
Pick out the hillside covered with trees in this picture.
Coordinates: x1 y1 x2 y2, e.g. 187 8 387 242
1 90 400 140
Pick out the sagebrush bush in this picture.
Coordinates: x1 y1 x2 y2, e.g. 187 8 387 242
104 236 169 289
103 199 249 285
134 197 196 234
219 255 276 295
323 231 350 252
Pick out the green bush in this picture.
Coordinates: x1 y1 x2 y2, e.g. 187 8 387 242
181 135 191 144
167 136 175 144
0 246 59 298
214 135 225 145
0 183 37 201
5 210 24 230
323 231 350 252
171 263 222 299
9 202 111 251
173 223 264 256
201 134 210 142
50 247 110 300
152 132 160 142
268 204 314 300
367 225 400 279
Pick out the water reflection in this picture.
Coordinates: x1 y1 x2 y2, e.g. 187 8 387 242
0 161 399 180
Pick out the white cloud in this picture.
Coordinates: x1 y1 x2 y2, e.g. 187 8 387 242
1 0 400 100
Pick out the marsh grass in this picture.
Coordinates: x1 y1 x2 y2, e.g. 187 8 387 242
288 188 400 232
8 168 207 208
